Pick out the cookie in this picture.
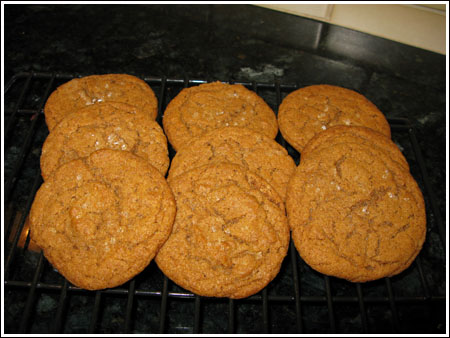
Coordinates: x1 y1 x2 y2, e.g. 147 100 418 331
278 84 390 152
162 81 278 151
40 102 169 181
44 74 158 131
168 127 296 200
302 125 409 171
29 149 176 290
286 142 426 282
155 163 290 298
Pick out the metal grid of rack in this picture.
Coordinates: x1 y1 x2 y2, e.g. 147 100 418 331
3 72 446 334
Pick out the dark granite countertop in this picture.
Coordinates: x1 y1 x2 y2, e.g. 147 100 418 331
4 4 447 334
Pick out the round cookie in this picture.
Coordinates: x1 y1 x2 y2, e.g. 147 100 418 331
278 84 391 152
40 101 169 180
168 127 296 200
44 74 158 131
29 149 176 290
155 163 290 299
162 81 278 151
302 125 409 171
286 142 426 282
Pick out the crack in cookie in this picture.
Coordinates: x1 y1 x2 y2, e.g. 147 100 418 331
156 163 289 298
278 85 391 152
163 82 278 151
44 74 158 131
168 127 295 200
286 141 426 282
40 102 169 180
30 150 176 290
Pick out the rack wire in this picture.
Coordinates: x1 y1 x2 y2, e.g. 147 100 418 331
3 72 446 334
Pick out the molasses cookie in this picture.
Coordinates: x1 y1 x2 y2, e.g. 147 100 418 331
44 74 158 131
29 149 176 290
168 127 295 200
156 163 290 298
302 125 409 171
286 142 426 282
162 81 278 151
40 102 169 180
278 84 390 152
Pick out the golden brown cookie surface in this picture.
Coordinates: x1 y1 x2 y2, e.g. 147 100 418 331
168 127 295 200
30 149 176 290
162 82 278 151
286 142 426 282
278 84 390 152
302 125 409 171
40 102 169 180
156 163 290 298
44 74 158 131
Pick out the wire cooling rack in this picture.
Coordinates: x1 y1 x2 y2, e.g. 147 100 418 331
3 72 446 334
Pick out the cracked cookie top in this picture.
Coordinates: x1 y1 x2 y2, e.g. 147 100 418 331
278 84 391 152
30 149 176 290
162 82 278 151
167 127 295 200
302 125 409 171
155 163 290 298
286 142 426 282
40 101 169 180
44 74 158 131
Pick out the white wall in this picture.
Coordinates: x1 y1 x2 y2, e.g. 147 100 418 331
255 4 446 55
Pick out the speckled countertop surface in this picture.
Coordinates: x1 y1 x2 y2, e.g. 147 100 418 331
4 4 446 334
